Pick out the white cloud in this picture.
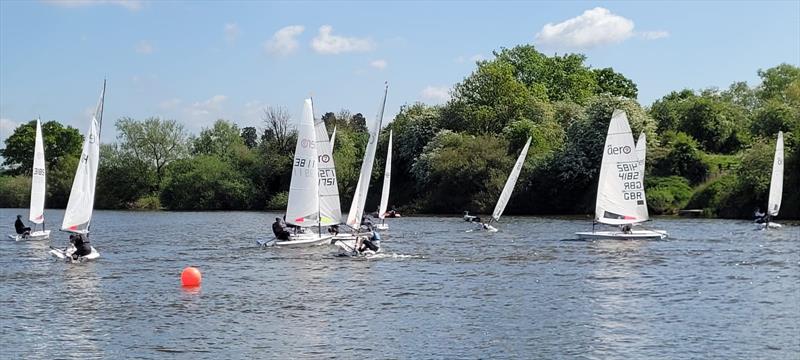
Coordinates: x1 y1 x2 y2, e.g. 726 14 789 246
265 25 305 56
135 40 153 54
535 7 668 49
159 98 182 110
1 118 20 143
224 23 241 43
421 86 450 103
369 59 387 70
189 95 227 117
41 0 143 11
639 30 670 40
311 25 374 54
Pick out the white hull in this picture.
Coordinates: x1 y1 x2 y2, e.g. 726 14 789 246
50 245 99 262
375 223 389 230
257 233 334 247
758 222 782 229
8 230 51 241
333 239 380 257
575 229 668 240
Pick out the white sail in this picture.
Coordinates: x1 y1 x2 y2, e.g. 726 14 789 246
314 104 341 226
595 110 648 225
378 130 393 219
330 126 337 151
346 83 388 228
29 118 46 224
767 131 784 217
285 99 321 227
492 137 531 222
61 82 105 234
634 132 649 220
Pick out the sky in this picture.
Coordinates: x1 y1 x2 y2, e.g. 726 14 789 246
1 0 799 144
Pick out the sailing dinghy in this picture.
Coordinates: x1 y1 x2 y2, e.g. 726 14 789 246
9 119 51 241
375 130 395 230
334 84 388 254
575 110 667 240
477 136 531 232
260 98 333 247
760 131 784 229
50 82 105 261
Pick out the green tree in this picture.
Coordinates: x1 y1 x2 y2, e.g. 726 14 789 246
0 176 31 208
95 144 156 209
678 97 748 153
116 117 188 190
1 120 82 175
751 100 798 138
593 67 638 99
652 132 709 185
649 89 696 133
758 63 800 102
192 119 245 157
161 155 254 210
240 126 258 148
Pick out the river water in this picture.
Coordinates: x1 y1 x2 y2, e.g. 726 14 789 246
1 208 798 359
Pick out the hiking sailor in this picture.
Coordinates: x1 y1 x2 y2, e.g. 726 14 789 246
272 217 291 240
14 215 31 237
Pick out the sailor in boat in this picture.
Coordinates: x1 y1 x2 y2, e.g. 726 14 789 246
753 208 767 223
621 224 633 234
69 234 92 260
386 205 400 218
327 224 340 235
354 225 381 254
14 215 31 237
272 217 291 240
361 215 374 230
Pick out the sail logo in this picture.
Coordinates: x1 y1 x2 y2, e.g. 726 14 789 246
300 138 315 149
319 154 331 163
607 145 632 155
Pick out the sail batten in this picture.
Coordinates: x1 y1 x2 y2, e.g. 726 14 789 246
346 84 388 227
286 99 321 227
29 119 46 224
595 110 648 226
378 130 393 219
767 131 784 217
61 82 105 234
492 137 531 222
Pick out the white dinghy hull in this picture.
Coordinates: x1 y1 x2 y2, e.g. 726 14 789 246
258 234 334 248
333 239 380 257
50 245 100 262
758 222 783 230
575 229 667 241
8 230 51 241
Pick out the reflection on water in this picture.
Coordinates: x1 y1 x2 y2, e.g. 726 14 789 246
1 208 798 358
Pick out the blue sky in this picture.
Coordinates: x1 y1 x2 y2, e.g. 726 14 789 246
1 0 798 143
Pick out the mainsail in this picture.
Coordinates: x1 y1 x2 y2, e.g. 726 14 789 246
492 137 531 222
285 99 321 227
767 131 784 217
61 81 105 234
378 130 393 219
634 132 649 220
29 118 46 224
345 83 388 228
314 102 341 226
595 110 648 225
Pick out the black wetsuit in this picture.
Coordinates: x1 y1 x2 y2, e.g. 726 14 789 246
272 221 290 240
15 218 31 235
71 235 92 258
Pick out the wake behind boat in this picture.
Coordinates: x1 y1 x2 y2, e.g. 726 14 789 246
575 110 667 241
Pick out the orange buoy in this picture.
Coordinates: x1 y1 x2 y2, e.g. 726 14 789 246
181 266 202 287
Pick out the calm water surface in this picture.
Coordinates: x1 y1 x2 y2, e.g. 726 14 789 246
1 208 798 359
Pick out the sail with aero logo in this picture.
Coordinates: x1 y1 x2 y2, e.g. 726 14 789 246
313 101 341 226
285 98 321 227
595 110 648 225
767 131 784 217
61 81 105 234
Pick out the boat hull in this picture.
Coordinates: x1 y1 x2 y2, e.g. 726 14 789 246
375 223 389 230
575 229 668 240
758 222 782 229
257 233 333 247
8 230 51 241
50 245 99 262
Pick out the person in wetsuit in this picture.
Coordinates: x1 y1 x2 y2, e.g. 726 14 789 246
14 215 31 236
69 234 92 260
354 226 381 254
272 217 291 240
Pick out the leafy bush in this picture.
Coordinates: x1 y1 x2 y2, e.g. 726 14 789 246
266 191 288 210
161 155 254 210
0 176 31 208
686 175 737 216
133 195 161 210
652 132 709 184
644 176 692 214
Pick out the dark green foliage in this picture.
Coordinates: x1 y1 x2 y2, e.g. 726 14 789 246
0 176 30 208
644 176 692 215
758 63 800 102
1 120 82 175
677 97 748 153
160 155 253 210
685 175 738 216
652 132 709 185
593 67 638 99
240 127 258 148
751 100 798 138
96 144 156 209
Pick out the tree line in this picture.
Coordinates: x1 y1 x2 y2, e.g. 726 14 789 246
1 45 798 219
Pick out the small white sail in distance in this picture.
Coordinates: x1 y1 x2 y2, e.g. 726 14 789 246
378 130 393 219
29 118 46 224
767 131 784 217
61 81 105 234
594 110 648 225
491 136 531 222
313 101 341 226
285 98 321 227
346 83 388 228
